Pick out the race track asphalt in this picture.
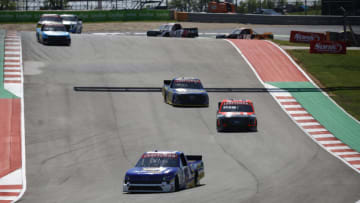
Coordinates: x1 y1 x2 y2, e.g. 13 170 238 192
21 32 360 203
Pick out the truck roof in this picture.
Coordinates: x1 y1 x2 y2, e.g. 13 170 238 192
144 151 183 156
172 77 199 81
221 99 253 105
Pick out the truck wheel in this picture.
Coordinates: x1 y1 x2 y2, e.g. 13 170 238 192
175 176 180 192
164 93 167 103
194 171 199 186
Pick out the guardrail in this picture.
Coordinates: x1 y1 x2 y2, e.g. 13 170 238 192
179 12 360 25
0 9 171 23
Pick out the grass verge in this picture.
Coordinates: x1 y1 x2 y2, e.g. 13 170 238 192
287 50 360 121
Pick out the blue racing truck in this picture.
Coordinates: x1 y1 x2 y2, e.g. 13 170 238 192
123 151 204 193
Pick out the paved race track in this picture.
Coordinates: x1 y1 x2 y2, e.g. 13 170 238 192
21 32 360 203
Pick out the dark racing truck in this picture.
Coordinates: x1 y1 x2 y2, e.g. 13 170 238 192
147 23 199 38
123 151 204 193
216 99 258 132
162 77 209 107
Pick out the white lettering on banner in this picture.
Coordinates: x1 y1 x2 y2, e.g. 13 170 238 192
314 43 343 53
294 33 320 42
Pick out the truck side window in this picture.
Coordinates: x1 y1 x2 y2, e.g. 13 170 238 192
241 29 251 34
174 24 181 31
180 154 187 166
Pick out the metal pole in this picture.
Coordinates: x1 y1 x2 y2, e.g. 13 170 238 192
305 0 307 15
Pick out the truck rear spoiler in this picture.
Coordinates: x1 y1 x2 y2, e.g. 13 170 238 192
186 155 202 161
164 80 171 85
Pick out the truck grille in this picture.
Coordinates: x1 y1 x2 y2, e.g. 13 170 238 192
46 36 69 44
130 180 162 184
128 186 162 191
177 94 208 105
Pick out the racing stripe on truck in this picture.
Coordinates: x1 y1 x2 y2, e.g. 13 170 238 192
0 30 26 203
226 39 360 173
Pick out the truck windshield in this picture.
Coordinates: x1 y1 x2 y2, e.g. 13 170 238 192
136 157 179 167
61 16 77 21
40 17 62 22
221 104 253 112
172 80 203 89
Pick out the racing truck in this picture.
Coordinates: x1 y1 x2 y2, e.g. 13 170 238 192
162 77 209 107
37 23 71 46
216 99 257 132
147 23 198 38
36 14 63 37
216 28 273 40
123 151 204 193
60 14 83 33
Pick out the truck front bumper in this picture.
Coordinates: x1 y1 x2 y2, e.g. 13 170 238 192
123 182 174 193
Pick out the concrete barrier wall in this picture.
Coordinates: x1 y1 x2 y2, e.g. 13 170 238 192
185 13 360 25
0 10 171 23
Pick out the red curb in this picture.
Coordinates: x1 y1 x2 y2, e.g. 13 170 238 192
303 125 325 129
0 99 21 179
4 70 21 72
296 119 317 123
316 137 339 141
281 101 299 105
291 113 312 117
0 185 22 189
309 131 332 135
4 80 21 84
285 107 306 111
228 39 308 82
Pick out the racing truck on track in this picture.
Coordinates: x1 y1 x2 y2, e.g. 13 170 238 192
123 151 204 193
36 14 62 35
147 23 199 38
216 99 257 132
60 14 83 33
216 28 273 40
162 77 209 107
37 24 71 46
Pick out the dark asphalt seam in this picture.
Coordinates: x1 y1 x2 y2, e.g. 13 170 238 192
73 86 360 93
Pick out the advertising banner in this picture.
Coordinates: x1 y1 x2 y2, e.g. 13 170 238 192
290 30 326 43
310 41 346 54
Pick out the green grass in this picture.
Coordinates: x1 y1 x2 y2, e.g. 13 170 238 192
287 9 322 15
287 50 360 120
271 39 309 47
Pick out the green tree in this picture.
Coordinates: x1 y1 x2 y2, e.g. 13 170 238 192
0 0 16 10
42 0 69 10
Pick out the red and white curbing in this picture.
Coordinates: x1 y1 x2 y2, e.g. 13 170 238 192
226 39 360 174
4 31 23 97
1 31 26 203
0 170 23 202
265 83 360 173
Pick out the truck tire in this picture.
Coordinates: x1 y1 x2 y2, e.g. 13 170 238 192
194 171 199 186
175 176 180 191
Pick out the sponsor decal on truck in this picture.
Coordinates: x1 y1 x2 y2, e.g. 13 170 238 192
310 41 346 54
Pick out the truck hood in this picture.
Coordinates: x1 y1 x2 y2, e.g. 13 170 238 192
174 88 207 94
62 21 77 25
126 167 178 175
